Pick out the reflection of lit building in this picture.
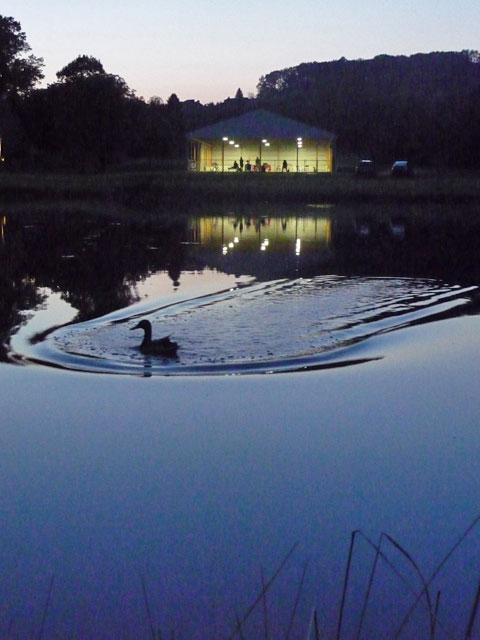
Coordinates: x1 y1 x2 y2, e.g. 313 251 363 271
191 216 332 255
187 110 335 173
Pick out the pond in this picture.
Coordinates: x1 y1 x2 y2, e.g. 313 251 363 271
1 203 480 639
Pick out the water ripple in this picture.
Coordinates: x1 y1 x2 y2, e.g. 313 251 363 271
15 276 479 376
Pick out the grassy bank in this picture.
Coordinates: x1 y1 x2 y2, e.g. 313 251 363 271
0 169 479 209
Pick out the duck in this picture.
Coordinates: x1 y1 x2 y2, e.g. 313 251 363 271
130 319 179 357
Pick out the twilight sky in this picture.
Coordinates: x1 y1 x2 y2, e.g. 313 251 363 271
5 0 479 104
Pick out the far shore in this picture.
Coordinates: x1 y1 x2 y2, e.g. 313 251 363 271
1 168 479 210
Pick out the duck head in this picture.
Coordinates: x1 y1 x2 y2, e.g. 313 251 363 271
130 319 151 332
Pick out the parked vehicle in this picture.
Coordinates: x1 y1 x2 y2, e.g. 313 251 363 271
391 160 413 177
355 159 376 177
389 217 407 240
355 217 371 237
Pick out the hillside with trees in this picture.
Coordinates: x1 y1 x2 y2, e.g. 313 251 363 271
254 51 480 167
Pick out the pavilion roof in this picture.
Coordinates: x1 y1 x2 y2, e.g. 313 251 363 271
187 109 335 142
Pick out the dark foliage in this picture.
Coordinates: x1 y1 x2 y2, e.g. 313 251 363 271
0 14 43 97
6 57 187 171
0 15 44 167
56 54 106 80
26 69 134 171
181 92 256 132
0 15 188 171
254 51 480 167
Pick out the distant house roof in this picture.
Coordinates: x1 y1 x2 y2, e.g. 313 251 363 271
187 109 335 142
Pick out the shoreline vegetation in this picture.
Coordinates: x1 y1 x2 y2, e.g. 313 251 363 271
20 515 480 639
1 169 480 211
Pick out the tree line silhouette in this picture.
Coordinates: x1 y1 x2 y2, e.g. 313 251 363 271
1 13 479 171
255 51 480 167
0 16 186 171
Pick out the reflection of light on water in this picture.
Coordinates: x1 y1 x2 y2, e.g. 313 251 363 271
194 215 331 255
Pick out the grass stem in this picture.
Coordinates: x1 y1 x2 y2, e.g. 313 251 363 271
355 533 382 640
285 559 309 640
336 530 358 640
465 577 480 639
395 513 480 638
228 541 299 640
261 566 269 640
140 573 156 640
37 574 54 640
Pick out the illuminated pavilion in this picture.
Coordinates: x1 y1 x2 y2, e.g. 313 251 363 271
187 109 335 173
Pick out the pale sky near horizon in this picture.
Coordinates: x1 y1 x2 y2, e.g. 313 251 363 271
4 0 479 104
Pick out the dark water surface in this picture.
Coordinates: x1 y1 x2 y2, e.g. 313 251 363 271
3 205 480 374
1 204 480 638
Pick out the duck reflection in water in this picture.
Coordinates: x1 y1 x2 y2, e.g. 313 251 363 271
130 319 179 357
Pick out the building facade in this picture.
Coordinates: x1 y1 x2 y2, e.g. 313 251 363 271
187 109 335 173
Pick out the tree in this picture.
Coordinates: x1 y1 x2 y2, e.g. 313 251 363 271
166 92 181 111
165 93 186 160
0 15 43 167
0 15 43 97
25 56 135 170
56 55 105 81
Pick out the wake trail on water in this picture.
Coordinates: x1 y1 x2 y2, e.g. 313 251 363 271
13 276 479 376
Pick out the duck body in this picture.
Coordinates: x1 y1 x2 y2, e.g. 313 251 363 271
130 319 178 357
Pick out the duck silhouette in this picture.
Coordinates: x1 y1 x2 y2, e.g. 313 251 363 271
130 319 179 357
